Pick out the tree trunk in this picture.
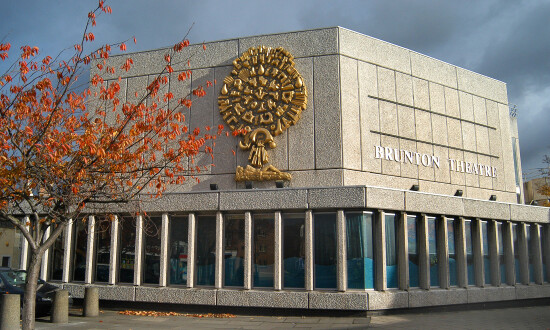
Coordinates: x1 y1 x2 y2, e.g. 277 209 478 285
22 251 43 330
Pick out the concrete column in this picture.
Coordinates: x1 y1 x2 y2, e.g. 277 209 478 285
243 212 253 290
455 217 467 288
62 219 74 283
85 215 96 284
187 213 196 288
336 210 347 292
530 224 543 284
398 212 409 290
544 225 550 282
418 214 429 290
20 216 30 270
41 225 51 280
518 223 529 285
305 210 314 291
0 293 20 329
159 213 170 287
50 289 68 323
375 210 387 291
438 216 450 289
503 221 516 285
215 212 224 289
274 212 283 291
489 220 501 286
133 215 144 286
108 215 119 285
83 287 99 317
472 219 484 287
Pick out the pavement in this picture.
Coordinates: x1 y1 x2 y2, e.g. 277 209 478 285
33 305 550 329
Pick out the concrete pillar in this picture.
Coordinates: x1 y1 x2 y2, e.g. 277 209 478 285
215 212 224 289
85 215 96 284
530 224 543 284
374 210 386 291
62 219 74 283
50 289 68 323
20 216 30 270
159 213 170 287
397 212 409 290
489 220 501 286
187 213 196 288
83 287 99 317
274 212 283 291
0 293 19 330
133 215 144 286
455 217 467 288
544 225 550 282
438 216 450 289
472 219 484 287
243 212 253 290
305 210 314 291
108 215 119 285
518 223 529 285
41 225 51 280
336 210 347 292
503 221 516 285
418 214 429 290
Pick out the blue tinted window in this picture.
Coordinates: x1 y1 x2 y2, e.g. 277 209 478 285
346 212 374 289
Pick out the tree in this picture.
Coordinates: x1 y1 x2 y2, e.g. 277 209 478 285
0 2 219 328
538 155 550 207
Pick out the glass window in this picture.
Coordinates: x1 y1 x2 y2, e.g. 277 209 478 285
428 217 439 287
513 223 520 282
497 222 506 284
314 213 337 289
169 216 188 286
481 221 491 285
143 216 162 285
542 226 548 282
465 220 475 285
224 215 244 287
448 219 458 286
407 215 419 288
253 214 274 288
49 228 64 281
527 225 535 283
386 213 398 289
118 215 136 284
94 217 111 283
196 215 216 286
72 219 88 281
283 213 305 289
0 225 22 270
346 212 374 289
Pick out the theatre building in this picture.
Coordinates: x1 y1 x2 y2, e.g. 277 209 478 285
20 27 550 311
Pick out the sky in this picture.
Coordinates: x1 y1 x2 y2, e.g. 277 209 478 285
1 0 549 180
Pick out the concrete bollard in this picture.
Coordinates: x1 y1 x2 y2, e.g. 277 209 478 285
50 289 68 323
0 293 20 330
83 287 99 317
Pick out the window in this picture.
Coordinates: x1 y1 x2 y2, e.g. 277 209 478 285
49 229 65 281
94 216 111 283
143 216 162 285
407 215 419 287
72 218 88 282
448 218 458 286
346 212 374 289
465 220 474 285
169 216 188 286
1 256 10 268
195 215 216 286
385 213 398 289
428 217 439 287
314 213 337 289
118 215 136 284
224 215 244 287
283 213 305 289
481 221 491 285
253 214 274 288
497 222 506 284
513 223 520 282
527 224 536 283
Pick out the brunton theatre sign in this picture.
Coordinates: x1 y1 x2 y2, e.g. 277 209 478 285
374 145 497 178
